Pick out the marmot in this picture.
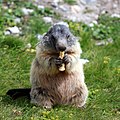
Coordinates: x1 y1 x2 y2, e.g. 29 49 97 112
7 23 88 109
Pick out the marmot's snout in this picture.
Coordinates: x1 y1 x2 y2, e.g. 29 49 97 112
56 39 67 51
56 44 66 51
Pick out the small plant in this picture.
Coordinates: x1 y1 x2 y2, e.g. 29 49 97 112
92 23 112 40
23 16 50 35
38 7 55 17
13 8 23 17
64 0 76 5
0 36 24 49
24 1 35 9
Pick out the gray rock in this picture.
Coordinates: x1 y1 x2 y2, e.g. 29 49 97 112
37 5 45 10
95 40 106 46
111 14 120 18
14 18 21 23
53 0 63 3
95 38 113 46
4 31 11 35
21 8 34 15
59 5 68 12
29 0 120 24
107 38 113 43
80 0 87 5
36 34 43 41
43 17 53 23
71 5 82 14
67 15 77 22
85 0 97 4
3 6 8 10
51 2 58 8
26 43 32 49
7 26 21 34
89 23 94 27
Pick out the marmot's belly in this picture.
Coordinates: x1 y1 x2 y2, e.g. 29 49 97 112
38 73 84 104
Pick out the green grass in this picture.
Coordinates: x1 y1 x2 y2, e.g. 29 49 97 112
0 1 120 119
64 0 77 5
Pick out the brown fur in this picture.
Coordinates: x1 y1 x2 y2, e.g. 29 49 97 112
30 39 88 109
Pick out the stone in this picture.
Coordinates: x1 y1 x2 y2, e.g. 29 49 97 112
68 15 77 22
80 0 87 5
4 31 11 35
53 0 63 3
26 43 32 49
59 5 68 12
111 14 120 18
89 23 94 27
107 38 113 43
89 20 97 27
14 18 21 23
43 17 53 23
71 5 82 14
95 38 113 46
95 41 106 46
37 5 45 10
7 26 21 34
21 8 34 15
51 2 58 8
36 34 43 41
85 0 97 4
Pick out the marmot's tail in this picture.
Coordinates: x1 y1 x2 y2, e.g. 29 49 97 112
6 88 31 100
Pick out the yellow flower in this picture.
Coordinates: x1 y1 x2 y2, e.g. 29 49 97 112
50 116 55 120
115 68 120 73
103 60 109 64
31 49 36 53
26 48 30 52
104 56 110 60
117 68 120 72
26 48 36 53
32 106 36 109
103 56 110 64
31 117 34 120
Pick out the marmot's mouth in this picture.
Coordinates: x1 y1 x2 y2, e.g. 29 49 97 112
42 51 75 57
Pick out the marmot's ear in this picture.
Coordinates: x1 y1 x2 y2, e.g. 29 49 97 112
42 27 52 41
41 35 50 46
68 34 77 42
43 35 49 41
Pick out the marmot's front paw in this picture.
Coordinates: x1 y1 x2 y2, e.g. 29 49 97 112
63 54 71 64
43 101 52 110
54 57 63 67
54 54 71 67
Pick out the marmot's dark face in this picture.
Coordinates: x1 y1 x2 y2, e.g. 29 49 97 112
42 24 77 52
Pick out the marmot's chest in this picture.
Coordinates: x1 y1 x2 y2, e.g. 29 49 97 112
39 72 81 103
39 72 79 88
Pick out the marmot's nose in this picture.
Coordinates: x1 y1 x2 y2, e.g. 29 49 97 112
57 45 66 51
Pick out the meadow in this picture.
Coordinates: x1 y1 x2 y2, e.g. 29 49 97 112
0 1 120 120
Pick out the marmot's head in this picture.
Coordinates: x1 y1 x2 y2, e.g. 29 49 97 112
41 23 77 52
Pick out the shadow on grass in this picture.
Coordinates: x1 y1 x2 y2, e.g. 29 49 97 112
0 94 33 108
0 94 67 109
0 94 88 111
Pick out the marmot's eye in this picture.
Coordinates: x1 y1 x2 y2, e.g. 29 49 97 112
66 34 70 39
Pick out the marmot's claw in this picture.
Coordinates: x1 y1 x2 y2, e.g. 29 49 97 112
43 100 52 110
54 57 63 67
63 54 70 64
